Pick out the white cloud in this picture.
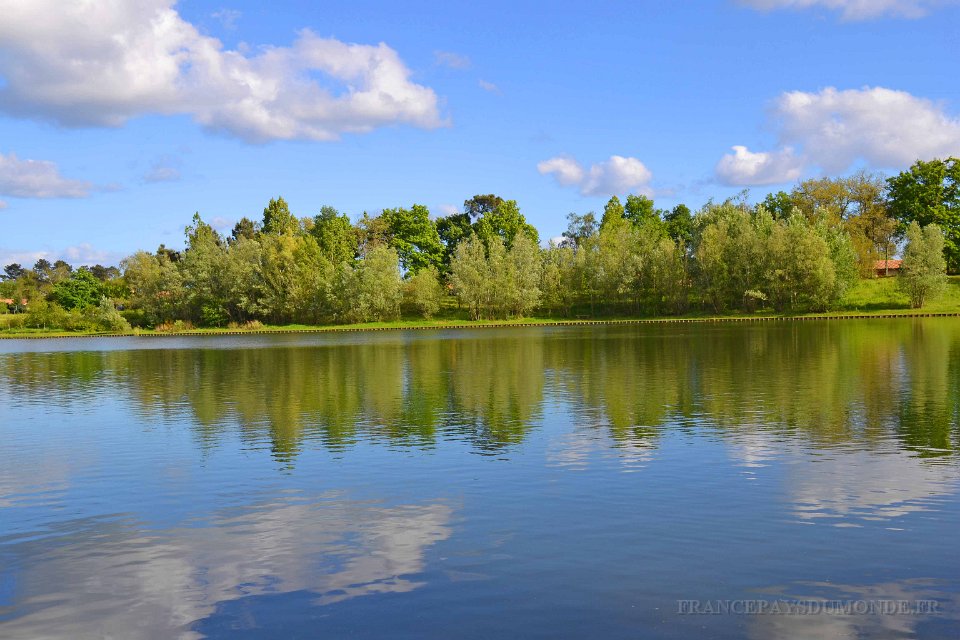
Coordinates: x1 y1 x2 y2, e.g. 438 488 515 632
209 216 235 231
538 154 654 197
776 86 960 172
0 244 124 267
211 8 241 30
716 145 805 186
0 493 453 639
437 203 460 216
0 249 46 267
478 79 501 94
0 0 445 142
537 156 584 187
62 243 120 265
715 86 960 185
738 0 957 20
433 50 471 69
0 151 91 198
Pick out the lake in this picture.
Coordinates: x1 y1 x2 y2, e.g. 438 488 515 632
1 320 958 639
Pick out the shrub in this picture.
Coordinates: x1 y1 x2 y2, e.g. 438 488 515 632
90 297 132 332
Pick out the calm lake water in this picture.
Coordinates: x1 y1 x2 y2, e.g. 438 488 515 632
1 320 959 639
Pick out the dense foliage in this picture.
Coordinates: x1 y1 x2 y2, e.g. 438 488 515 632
2 159 956 331
898 221 947 308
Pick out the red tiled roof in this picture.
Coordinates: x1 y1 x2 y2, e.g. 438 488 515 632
874 259 902 270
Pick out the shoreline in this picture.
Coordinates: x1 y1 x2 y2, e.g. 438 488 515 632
2 309 959 340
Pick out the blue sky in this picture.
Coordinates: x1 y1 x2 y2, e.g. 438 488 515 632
1 0 959 266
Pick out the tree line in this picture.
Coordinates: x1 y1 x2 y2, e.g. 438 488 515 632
1 157 956 330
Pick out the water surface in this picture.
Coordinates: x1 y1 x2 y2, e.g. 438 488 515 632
1 320 958 638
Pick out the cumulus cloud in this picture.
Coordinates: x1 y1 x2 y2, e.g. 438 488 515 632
0 0 445 142
433 50 471 69
538 154 653 197
715 86 960 185
737 0 957 20
0 152 92 198
776 87 960 172
716 145 805 186
437 203 460 216
537 156 584 187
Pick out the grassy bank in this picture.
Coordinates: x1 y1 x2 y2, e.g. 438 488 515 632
2 276 959 339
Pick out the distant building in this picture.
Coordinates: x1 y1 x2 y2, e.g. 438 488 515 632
1 298 28 312
874 259 902 277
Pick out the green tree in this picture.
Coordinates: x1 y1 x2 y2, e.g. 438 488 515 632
405 266 444 319
289 235 334 323
898 222 947 308
436 212 473 270
760 190 796 220
505 232 543 317
473 198 539 247
450 234 490 320
261 196 299 236
91 296 131 332
664 204 693 248
887 158 960 272
601 196 626 230
598 218 642 312
223 236 265 321
49 260 74 284
50 268 104 310
647 238 689 314
89 264 121 282
541 243 576 316
694 204 767 312
229 217 259 244
819 220 859 302
382 204 444 274
3 264 25 281
352 244 403 321
791 176 854 222
623 194 659 228
182 213 228 324
561 212 598 249
356 211 391 258
122 251 184 324
260 234 300 323
765 215 837 312
32 259 52 283
463 194 504 221
311 206 356 265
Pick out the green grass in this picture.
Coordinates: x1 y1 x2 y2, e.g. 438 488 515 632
836 275 960 313
3 276 959 339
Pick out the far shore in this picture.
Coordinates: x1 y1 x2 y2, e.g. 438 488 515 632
2 308 959 340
